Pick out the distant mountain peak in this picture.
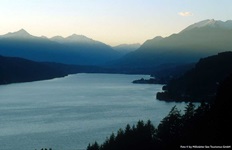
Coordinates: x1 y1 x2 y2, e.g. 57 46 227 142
17 28 29 34
64 34 96 44
12 29 31 36
67 34 91 40
143 36 164 45
40 35 48 39
152 36 164 41
3 29 33 38
181 19 232 32
69 34 85 37
50 34 92 43
50 36 65 41
113 43 141 55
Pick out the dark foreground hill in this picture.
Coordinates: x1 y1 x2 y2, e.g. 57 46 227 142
0 55 66 84
0 55 106 85
156 51 232 102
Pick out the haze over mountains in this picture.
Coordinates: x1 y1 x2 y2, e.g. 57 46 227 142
0 29 122 65
116 19 232 69
0 19 232 72
113 43 141 55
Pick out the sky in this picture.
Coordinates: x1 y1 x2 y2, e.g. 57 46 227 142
0 0 231 46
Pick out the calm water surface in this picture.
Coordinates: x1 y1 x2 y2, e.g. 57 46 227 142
0 73 187 150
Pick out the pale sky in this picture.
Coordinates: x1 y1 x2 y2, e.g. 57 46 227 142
0 0 231 46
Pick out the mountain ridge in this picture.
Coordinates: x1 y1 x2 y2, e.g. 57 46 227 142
51 34 98 44
113 43 141 55
181 19 232 32
0 29 121 65
1 19 232 69
1 29 35 39
114 19 232 71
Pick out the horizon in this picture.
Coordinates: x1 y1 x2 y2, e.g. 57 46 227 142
1 19 231 47
0 0 232 46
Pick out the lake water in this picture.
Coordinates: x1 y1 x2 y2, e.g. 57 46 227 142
0 73 187 150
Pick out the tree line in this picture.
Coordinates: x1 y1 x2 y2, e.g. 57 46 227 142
87 74 232 150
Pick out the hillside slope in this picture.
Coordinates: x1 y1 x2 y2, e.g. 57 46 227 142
157 51 232 102
0 55 67 84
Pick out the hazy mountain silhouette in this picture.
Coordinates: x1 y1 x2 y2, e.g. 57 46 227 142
115 19 232 69
50 34 121 65
3 29 33 39
181 19 232 32
0 29 121 65
1 19 232 70
51 34 97 44
113 43 141 55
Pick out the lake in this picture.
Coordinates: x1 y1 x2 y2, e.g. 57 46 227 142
0 73 187 150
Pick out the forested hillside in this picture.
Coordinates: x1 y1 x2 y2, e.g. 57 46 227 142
157 52 232 102
87 73 232 150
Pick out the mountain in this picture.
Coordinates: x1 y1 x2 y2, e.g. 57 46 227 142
113 43 141 55
115 19 232 70
181 19 232 32
50 34 121 65
156 51 232 102
0 29 121 65
2 29 33 39
51 34 97 44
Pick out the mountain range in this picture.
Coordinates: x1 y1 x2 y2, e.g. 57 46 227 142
115 19 232 70
0 29 122 65
0 19 232 71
